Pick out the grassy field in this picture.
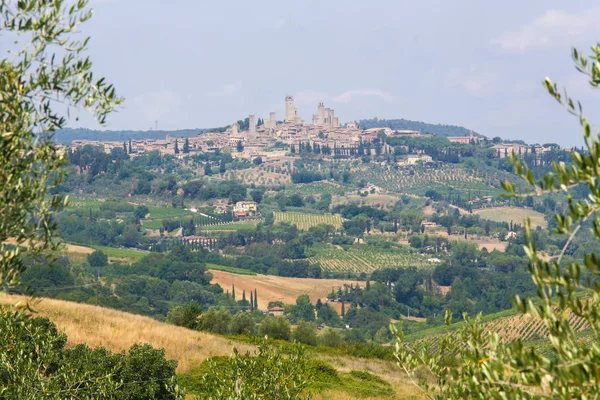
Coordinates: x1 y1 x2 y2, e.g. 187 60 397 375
146 206 192 219
91 245 148 262
200 222 258 232
0 294 420 398
309 243 429 274
206 263 257 276
61 242 147 264
65 197 104 211
274 211 344 230
474 206 547 229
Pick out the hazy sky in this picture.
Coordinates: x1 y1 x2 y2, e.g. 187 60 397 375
69 0 600 146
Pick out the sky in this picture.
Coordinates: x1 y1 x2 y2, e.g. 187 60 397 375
66 0 600 146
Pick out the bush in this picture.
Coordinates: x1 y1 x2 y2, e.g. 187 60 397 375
292 321 317 346
229 312 255 335
259 316 291 341
87 250 108 267
0 311 182 399
319 328 344 348
184 342 311 399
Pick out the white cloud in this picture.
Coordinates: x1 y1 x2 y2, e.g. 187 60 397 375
493 8 600 53
444 66 497 96
333 89 394 104
131 90 181 123
223 81 242 96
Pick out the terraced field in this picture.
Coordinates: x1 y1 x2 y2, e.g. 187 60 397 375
309 243 429 273
274 211 344 230
405 308 588 346
354 163 509 197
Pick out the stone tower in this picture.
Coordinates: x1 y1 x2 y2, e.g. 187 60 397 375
248 114 256 140
285 96 295 123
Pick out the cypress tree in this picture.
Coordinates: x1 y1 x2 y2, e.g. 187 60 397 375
341 301 345 318
232 284 236 301
174 139 179 154
250 291 253 311
242 290 246 303
254 288 258 309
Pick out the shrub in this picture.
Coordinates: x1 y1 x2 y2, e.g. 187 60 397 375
293 321 317 346
259 315 291 341
184 342 311 399
88 250 108 267
229 312 255 335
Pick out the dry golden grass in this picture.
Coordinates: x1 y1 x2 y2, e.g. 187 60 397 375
0 293 423 398
209 270 364 311
0 293 253 373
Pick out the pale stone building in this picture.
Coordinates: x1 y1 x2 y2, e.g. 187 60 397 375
312 102 338 128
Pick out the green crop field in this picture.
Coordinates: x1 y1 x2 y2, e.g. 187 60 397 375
308 243 429 273
146 206 193 219
200 222 258 232
65 197 104 211
474 206 547 229
91 245 149 262
274 211 344 230
206 263 257 276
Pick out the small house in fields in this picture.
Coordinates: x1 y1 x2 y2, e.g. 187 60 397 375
233 201 257 217
421 221 438 230
267 306 285 316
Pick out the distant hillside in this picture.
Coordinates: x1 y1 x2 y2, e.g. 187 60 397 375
358 118 480 137
52 128 211 144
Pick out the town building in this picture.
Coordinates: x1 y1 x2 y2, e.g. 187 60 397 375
233 201 258 217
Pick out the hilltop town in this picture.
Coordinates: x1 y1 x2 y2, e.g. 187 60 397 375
69 95 565 164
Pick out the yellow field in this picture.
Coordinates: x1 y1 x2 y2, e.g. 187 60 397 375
274 211 344 230
474 206 547 229
209 269 362 313
0 293 252 373
0 293 422 398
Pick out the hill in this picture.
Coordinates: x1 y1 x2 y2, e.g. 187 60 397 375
358 117 480 137
52 128 208 143
0 293 252 373
404 307 588 347
0 293 420 399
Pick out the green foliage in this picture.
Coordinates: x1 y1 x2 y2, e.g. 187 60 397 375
88 250 108 267
0 0 121 286
318 328 344 348
293 321 318 346
259 315 291 340
394 43 600 398
134 205 149 219
187 341 312 399
0 309 182 399
229 312 255 335
198 307 232 334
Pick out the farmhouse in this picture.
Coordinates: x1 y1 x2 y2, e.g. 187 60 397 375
398 154 433 166
267 306 285 316
421 221 438 230
233 201 258 217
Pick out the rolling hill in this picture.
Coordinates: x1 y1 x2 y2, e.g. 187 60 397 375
0 293 420 399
